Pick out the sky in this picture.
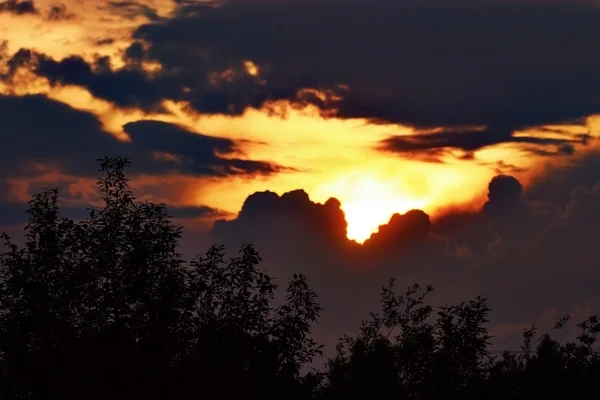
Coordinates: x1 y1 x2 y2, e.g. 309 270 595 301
2 0 600 353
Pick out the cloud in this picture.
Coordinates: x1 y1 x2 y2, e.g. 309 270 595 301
132 0 600 130
5 0 598 158
525 152 600 206
95 38 115 46
46 3 76 21
122 119 292 177
0 94 290 229
0 94 288 179
0 94 113 176
0 0 37 15
103 1 162 22
4 49 175 112
168 205 231 220
2 44 274 116
209 153 600 352
379 126 589 158
212 189 349 255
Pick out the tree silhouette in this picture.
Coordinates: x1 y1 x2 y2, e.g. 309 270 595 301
1 156 600 399
320 279 600 400
0 157 323 399
0 157 196 398
320 281 492 399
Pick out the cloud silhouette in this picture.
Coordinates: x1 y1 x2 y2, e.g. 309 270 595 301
46 3 75 21
104 1 161 22
4 49 175 112
0 94 113 176
4 0 598 157
0 94 288 179
0 94 289 228
212 189 349 254
209 157 600 352
526 152 600 206
380 127 589 159
122 120 292 177
133 0 600 129
0 0 37 15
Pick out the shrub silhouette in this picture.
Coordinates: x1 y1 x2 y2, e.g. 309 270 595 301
1 156 599 399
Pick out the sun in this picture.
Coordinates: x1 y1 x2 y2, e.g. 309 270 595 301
314 175 428 243
341 181 428 243
342 198 427 243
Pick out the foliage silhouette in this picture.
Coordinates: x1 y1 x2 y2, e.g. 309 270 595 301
0 156 599 399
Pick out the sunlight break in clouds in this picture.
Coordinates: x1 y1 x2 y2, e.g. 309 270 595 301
318 175 428 243
1 0 599 241
0 78 585 241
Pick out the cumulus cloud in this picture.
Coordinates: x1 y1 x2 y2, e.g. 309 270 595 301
209 154 600 352
212 190 351 262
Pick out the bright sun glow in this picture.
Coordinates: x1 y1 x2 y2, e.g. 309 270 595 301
315 175 428 244
343 198 427 243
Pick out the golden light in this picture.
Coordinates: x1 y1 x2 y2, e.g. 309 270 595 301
314 174 428 243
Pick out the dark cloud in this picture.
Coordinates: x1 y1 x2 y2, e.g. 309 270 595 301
211 190 367 345
480 175 564 246
95 38 115 46
46 3 75 21
0 94 288 178
0 94 291 227
4 49 176 112
212 189 349 253
123 41 146 64
210 162 600 353
122 119 292 177
132 0 600 145
483 175 526 218
362 209 434 257
0 94 112 176
5 1 597 157
168 205 231 220
431 210 495 256
379 126 589 158
562 180 600 252
0 0 37 15
6 46 280 118
525 152 600 206
103 1 161 22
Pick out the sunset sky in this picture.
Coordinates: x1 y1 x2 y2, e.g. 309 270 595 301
2 0 600 351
